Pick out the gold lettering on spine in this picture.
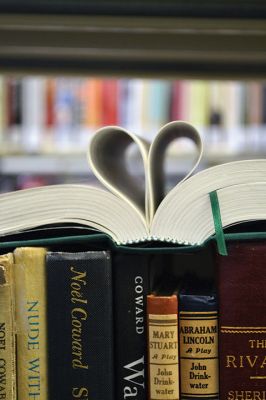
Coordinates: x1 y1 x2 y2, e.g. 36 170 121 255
148 313 179 400
226 390 266 400
70 266 89 373
179 311 219 397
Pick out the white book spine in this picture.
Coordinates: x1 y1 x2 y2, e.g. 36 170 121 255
22 77 45 152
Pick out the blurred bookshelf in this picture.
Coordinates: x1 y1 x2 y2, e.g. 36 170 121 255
0 5 266 192
1 76 266 192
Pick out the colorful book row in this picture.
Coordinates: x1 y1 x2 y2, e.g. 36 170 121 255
1 76 266 153
1 238 265 399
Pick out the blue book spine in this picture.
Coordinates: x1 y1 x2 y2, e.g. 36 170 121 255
179 293 219 400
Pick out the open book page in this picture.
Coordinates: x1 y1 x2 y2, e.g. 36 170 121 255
147 121 203 223
151 160 266 244
88 121 203 227
1 121 266 245
88 125 150 226
0 185 147 244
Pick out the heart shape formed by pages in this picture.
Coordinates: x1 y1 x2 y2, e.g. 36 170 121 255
1 120 266 245
88 121 203 226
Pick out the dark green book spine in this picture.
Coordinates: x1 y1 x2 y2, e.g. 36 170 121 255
46 250 114 400
179 293 219 400
113 253 150 400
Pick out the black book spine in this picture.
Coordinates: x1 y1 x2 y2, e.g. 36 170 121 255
46 250 114 400
113 252 150 400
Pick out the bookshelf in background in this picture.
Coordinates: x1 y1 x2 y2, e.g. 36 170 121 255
1 76 266 192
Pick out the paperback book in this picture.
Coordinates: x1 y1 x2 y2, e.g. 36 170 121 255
1 121 266 245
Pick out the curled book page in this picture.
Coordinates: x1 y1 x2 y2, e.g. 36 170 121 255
1 121 266 245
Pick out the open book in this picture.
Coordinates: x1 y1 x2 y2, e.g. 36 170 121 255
1 121 266 245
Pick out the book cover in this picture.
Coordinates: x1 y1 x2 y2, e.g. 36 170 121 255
14 247 48 400
217 240 266 400
46 250 114 400
147 293 179 400
0 252 16 400
113 252 150 400
179 292 219 399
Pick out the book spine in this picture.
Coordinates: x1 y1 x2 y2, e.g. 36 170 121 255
170 81 182 121
45 78 55 129
46 250 114 400
21 77 45 152
87 79 103 128
14 247 48 400
217 241 266 399
0 253 16 400
102 79 118 125
148 80 171 130
0 76 7 144
6 77 22 127
179 294 219 399
147 294 179 400
113 253 149 400
6 77 22 147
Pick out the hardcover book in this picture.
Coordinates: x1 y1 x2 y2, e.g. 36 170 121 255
179 292 219 399
13 247 48 400
147 294 179 400
216 240 266 400
1 121 266 246
113 252 150 400
0 253 16 400
46 250 114 400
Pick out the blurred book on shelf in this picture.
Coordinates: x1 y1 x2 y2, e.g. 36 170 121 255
1 75 266 193
0 76 266 155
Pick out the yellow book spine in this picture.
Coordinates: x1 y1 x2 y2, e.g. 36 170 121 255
14 247 48 400
0 253 16 400
179 310 219 398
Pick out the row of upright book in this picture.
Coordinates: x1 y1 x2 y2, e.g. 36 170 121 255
1 236 266 400
1 76 266 154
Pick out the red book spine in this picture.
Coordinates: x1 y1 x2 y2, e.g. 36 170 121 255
170 81 182 121
102 80 118 125
45 79 55 128
147 294 179 400
217 241 266 400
